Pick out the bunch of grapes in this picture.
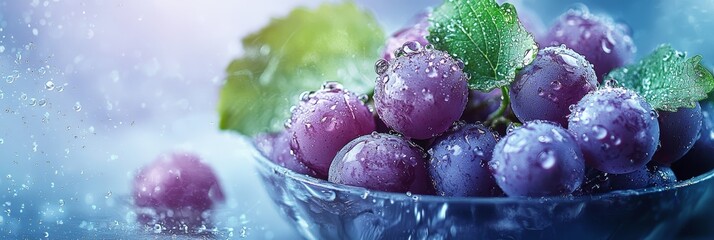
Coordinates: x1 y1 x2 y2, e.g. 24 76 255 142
256 3 708 198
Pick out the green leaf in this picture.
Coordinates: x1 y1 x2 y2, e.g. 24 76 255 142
218 3 384 136
607 45 714 112
427 0 538 92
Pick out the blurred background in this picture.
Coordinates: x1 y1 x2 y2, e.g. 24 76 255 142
0 0 713 239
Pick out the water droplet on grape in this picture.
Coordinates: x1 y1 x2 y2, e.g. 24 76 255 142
375 59 389 75
592 125 608 140
402 41 422 54
322 81 343 91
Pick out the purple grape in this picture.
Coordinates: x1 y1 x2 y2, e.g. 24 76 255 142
568 87 659 174
328 133 425 193
428 123 502 197
672 101 714 179
254 131 315 176
461 89 502 123
510 46 598 126
287 82 376 179
579 166 677 194
374 42 469 140
490 121 585 197
409 157 436 195
543 6 636 81
652 103 703 165
132 152 225 230
382 11 430 61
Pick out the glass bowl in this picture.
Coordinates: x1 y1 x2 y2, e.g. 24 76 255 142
253 146 714 239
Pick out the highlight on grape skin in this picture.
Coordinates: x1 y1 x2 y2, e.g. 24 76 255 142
328 133 426 193
132 152 225 232
543 5 636 81
374 41 469 140
428 123 503 197
510 46 597 126
287 82 376 179
568 87 660 174
490 120 585 197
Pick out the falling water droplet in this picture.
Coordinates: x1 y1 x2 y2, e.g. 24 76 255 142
74 102 82 112
45 81 55 90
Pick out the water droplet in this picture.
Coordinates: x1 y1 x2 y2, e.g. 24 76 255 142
592 125 608 140
321 81 343 91
560 53 579 68
375 59 389 75
551 80 562 90
402 41 422 54
74 102 82 112
45 81 55 90
426 66 438 78
539 150 556 169
538 135 553 143
601 39 613 54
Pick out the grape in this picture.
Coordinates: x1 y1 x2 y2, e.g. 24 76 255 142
382 11 430 61
672 101 714 179
409 157 436 195
428 123 502 197
328 133 425 193
652 103 702 165
490 121 585 197
254 131 315 176
132 152 225 229
461 89 502 123
543 6 636 80
287 82 376 179
374 42 469 140
568 87 659 174
578 166 677 194
510 46 598 126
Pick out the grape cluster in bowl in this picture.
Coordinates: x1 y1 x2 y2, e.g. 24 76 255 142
257 5 707 199
250 1 714 239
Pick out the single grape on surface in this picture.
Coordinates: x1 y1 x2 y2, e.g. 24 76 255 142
374 42 469 140
490 121 585 197
287 82 376 179
328 133 425 193
254 131 315 176
652 103 703 165
382 11 430 61
132 152 225 230
429 123 502 197
510 46 598 126
568 87 659 174
543 6 636 81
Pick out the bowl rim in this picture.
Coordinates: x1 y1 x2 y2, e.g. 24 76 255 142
252 143 714 203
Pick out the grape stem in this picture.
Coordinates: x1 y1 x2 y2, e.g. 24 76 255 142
486 86 510 125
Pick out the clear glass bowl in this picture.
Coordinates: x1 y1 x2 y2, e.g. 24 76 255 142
253 146 714 239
